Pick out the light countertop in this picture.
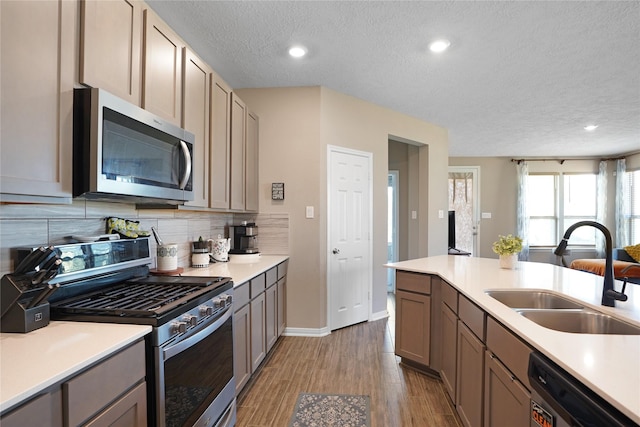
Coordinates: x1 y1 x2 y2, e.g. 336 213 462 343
386 255 640 425
0 322 150 415
0 255 288 416
181 254 289 285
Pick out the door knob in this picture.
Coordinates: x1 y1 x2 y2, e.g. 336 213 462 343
332 248 340 254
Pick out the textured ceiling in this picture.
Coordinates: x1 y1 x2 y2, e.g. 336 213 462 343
146 1 640 157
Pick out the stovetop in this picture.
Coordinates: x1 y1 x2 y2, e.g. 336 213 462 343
51 275 232 327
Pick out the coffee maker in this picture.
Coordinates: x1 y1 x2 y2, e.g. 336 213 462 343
228 222 259 254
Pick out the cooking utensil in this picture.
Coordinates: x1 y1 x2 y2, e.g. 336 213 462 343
151 227 164 245
14 246 46 275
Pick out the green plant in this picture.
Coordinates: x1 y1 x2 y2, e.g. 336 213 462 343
492 234 523 255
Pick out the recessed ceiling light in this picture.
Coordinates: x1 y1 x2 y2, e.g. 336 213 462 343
584 125 598 131
429 39 451 53
288 46 307 58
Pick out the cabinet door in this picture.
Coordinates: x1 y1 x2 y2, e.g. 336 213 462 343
484 351 530 427
142 8 183 126
456 321 485 427
230 93 246 211
265 283 277 351
277 277 287 336
0 0 75 201
84 382 147 427
440 303 458 402
182 47 211 208
80 0 142 105
209 73 232 209
233 303 251 395
245 110 259 212
250 292 266 372
395 290 431 366
0 390 61 427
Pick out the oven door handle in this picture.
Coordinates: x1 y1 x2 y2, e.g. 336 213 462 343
163 307 232 360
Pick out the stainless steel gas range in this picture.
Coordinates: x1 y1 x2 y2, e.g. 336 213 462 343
43 237 235 427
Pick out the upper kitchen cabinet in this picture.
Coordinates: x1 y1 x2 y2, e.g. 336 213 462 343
142 8 183 126
245 110 259 212
210 73 232 210
0 0 76 203
230 93 247 211
79 0 142 105
182 48 212 208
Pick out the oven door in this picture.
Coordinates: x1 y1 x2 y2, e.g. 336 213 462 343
155 307 236 427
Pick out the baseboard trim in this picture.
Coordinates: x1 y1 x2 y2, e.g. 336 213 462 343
370 309 389 322
282 326 331 337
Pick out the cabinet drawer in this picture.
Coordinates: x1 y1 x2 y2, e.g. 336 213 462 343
277 260 288 280
458 295 485 341
234 282 250 311
486 317 532 387
266 267 277 288
441 281 458 313
250 274 266 298
64 340 145 427
396 271 431 294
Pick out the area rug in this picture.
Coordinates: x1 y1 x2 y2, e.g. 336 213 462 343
289 393 371 427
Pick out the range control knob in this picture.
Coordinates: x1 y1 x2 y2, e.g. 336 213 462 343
224 294 233 305
199 305 213 316
182 314 197 327
213 297 224 309
170 321 187 335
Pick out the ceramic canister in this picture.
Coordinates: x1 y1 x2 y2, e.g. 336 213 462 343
157 244 178 271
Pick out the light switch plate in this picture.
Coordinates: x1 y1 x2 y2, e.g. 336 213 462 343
482 212 492 219
411 211 417 220
306 206 314 218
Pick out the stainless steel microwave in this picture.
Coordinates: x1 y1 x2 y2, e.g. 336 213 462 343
73 88 194 204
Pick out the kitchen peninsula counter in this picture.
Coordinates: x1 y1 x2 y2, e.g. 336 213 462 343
0 322 150 415
181 254 289 286
386 255 640 424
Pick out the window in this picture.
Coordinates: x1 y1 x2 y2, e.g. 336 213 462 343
624 169 640 245
528 173 598 246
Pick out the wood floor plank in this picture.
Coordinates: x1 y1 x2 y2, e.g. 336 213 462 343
236 294 462 427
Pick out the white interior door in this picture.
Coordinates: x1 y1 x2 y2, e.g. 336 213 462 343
328 146 372 331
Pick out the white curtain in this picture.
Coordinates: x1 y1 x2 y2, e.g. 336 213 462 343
595 161 607 258
516 161 529 261
616 159 628 247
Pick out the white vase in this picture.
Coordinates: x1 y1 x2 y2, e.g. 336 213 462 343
499 254 518 269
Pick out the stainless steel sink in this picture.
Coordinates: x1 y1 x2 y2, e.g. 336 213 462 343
485 290 584 309
517 309 640 335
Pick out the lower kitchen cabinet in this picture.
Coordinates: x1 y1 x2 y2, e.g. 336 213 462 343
0 339 146 427
265 281 278 352
456 321 485 427
233 302 252 395
0 388 62 427
250 292 266 371
395 271 431 367
440 303 458 401
484 351 530 427
232 261 288 395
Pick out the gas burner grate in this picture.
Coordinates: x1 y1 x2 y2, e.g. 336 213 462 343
52 277 230 318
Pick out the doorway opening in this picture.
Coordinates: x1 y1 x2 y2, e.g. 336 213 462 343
387 171 399 292
448 167 480 256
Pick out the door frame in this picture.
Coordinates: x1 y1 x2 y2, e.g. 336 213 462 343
448 166 481 256
388 170 399 292
326 144 373 330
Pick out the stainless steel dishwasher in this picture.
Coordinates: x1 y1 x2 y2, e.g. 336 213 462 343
528 351 637 427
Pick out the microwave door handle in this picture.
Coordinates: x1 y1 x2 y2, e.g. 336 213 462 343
179 140 191 190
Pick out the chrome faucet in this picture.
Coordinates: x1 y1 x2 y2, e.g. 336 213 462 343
553 221 627 307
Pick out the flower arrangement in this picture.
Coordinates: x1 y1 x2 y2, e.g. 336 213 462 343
492 234 523 256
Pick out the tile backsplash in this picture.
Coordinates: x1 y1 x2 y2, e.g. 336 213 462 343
0 200 289 275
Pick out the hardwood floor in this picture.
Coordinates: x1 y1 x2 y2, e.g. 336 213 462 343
236 294 463 427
